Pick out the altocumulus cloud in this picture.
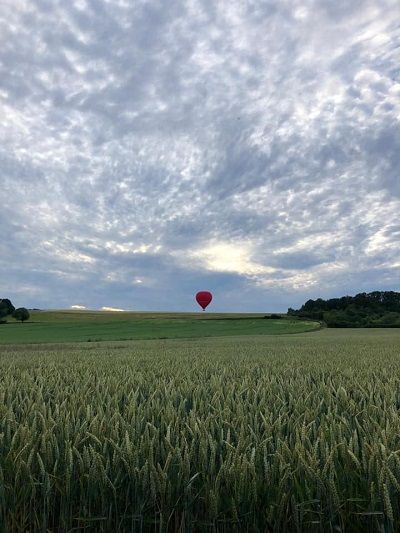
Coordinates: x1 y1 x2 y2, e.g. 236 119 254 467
0 0 399 312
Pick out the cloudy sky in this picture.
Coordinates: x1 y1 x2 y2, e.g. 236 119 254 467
1 0 399 312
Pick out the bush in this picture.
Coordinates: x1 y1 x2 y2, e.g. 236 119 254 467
12 308 30 323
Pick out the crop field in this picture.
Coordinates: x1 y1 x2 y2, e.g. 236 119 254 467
1 328 400 531
0 310 319 344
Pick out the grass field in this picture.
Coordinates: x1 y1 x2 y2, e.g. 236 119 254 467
0 310 320 344
1 328 400 531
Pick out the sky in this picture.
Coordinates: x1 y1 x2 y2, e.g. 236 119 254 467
1 0 399 312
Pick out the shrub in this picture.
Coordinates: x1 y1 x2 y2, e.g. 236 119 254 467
12 307 30 323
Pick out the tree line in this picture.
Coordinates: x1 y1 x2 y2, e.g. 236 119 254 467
288 291 400 327
0 299 30 323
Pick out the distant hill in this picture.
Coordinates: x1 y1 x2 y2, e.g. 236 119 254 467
288 291 400 327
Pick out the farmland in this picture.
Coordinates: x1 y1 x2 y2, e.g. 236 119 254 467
0 310 320 344
1 328 400 531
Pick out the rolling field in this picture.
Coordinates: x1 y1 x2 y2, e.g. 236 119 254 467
1 328 400 531
0 310 320 344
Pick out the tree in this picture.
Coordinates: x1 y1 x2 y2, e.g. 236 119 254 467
0 299 15 320
288 291 400 328
12 308 30 323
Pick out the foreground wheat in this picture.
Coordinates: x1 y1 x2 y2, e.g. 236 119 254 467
0 329 399 531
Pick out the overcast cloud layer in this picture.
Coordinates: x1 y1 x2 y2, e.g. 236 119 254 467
1 0 399 312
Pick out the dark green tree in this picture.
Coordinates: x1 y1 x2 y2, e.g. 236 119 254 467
288 291 400 328
12 308 30 323
0 299 15 321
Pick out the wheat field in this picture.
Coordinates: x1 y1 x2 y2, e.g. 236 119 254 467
1 329 400 531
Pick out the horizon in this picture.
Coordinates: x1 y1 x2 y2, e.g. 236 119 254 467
11 288 400 315
1 0 399 312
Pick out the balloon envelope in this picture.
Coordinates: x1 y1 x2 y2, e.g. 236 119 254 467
196 291 212 310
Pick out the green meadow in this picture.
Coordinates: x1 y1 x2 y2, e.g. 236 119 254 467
0 310 320 344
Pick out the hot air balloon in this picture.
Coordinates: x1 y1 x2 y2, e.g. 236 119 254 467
196 291 212 311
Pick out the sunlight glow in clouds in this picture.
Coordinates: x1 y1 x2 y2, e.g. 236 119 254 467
188 242 276 277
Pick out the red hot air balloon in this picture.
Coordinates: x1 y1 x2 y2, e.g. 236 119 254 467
196 291 213 311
